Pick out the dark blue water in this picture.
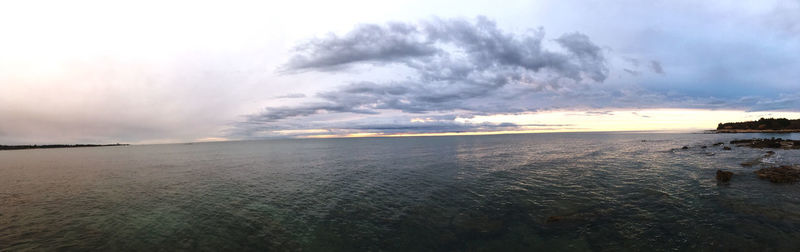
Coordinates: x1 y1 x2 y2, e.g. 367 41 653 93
2 132 800 251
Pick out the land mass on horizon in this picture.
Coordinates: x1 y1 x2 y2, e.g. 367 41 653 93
716 118 800 133
0 143 129 151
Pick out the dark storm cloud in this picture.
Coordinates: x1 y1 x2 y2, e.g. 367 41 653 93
248 17 608 129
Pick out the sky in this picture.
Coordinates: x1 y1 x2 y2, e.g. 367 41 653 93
1 0 800 144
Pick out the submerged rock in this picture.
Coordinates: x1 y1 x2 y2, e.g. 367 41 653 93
754 166 800 183
716 170 733 182
741 159 761 167
723 146 732 150
546 216 564 223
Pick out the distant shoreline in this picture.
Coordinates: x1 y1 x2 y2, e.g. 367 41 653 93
714 129 800 133
0 144 129 151
716 118 800 133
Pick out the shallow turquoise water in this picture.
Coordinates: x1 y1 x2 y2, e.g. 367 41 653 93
2 132 800 251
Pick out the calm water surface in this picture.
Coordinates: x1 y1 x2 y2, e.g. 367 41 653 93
2 132 800 251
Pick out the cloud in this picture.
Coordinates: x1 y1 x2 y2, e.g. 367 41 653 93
4 1 800 144
243 17 608 134
631 112 650 118
747 92 800 111
235 11 800 138
282 22 437 72
245 102 371 123
554 32 608 82
624 57 640 67
764 1 800 37
282 17 609 82
623 68 640 76
621 57 661 76
584 111 614 116
234 112 574 138
274 93 307 99
650 60 664 74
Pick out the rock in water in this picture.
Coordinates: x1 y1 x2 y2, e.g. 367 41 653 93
716 170 733 182
723 146 732 150
546 216 563 223
754 166 800 183
681 146 689 150
730 138 800 149
741 158 761 167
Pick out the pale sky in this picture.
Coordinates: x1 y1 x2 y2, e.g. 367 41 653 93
1 0 800 144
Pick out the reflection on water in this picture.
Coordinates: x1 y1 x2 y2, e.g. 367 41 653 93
2 132 800 250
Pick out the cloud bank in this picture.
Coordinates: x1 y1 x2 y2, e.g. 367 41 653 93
239 17 609 137
236 14 800 138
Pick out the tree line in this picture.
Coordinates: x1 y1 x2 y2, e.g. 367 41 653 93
717 118 800 130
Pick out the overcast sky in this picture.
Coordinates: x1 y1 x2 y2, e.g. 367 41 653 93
2 0 800 144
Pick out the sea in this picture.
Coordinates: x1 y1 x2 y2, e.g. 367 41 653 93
2 132 800 251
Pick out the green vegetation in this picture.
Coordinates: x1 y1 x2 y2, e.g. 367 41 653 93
717 118 800 130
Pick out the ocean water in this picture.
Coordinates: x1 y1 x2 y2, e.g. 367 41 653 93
2 132 800 251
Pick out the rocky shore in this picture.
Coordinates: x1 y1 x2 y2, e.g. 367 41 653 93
683 138 800 184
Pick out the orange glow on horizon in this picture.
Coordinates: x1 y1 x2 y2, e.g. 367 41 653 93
301 129 586 139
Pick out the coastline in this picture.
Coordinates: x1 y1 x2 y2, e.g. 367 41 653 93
0 144 129 151
714 129 800 133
